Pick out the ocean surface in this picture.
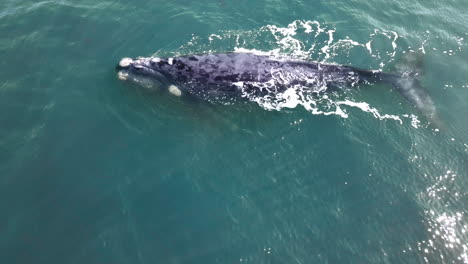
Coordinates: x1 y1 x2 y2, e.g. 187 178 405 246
1 0 467 263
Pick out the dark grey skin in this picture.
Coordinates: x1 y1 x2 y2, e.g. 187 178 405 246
116 52 437 121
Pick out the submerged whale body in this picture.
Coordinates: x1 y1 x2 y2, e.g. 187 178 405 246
116 52 437 120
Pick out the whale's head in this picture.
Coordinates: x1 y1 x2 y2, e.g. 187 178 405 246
116 57 169 90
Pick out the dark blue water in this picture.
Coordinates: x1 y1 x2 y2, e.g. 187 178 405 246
1 0 467 263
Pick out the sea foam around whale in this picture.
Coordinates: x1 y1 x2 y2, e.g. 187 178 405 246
153 20 462 129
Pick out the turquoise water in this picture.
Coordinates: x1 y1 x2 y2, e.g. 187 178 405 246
1 0 467 263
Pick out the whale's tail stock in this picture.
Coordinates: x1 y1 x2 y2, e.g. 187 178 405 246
385 52 441 127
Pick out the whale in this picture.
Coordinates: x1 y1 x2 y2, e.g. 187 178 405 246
116 52 437 121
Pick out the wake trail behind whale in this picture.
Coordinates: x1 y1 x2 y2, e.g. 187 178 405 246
168 20 443 128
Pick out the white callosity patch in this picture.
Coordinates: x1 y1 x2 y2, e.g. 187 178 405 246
119 58 133 67
117 71 129 80
151 57 161 63
168 85 182 96
168 58 173 65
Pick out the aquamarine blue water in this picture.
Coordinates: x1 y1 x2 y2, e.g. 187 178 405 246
1 1 467 263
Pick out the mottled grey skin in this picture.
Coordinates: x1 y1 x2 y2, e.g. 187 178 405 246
117 53 380 98
116 52 437 120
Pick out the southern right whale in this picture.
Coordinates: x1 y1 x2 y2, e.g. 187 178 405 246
115 52 437 121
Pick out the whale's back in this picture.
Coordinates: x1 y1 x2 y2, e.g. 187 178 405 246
171 53 289 83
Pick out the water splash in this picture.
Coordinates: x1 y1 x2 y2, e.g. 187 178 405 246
173 20 445 126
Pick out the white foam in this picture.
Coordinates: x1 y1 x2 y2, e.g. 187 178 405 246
234 47 281 57
365 41 372 53
208 34 222 42
336 100 402 123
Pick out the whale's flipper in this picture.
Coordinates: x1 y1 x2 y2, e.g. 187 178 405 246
386 52 440 125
